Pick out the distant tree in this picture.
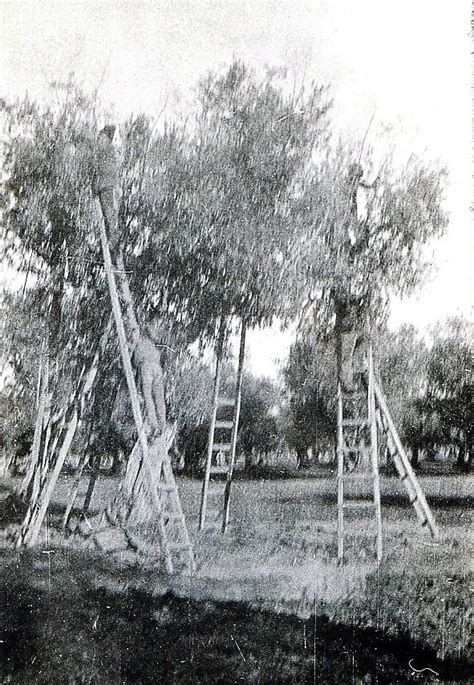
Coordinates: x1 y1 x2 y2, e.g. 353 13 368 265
378 318 472 472
237 374 280 467
376 324 430 468
282 335 336 468
424 318 472 471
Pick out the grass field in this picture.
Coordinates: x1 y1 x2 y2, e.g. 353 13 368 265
2 470 472 668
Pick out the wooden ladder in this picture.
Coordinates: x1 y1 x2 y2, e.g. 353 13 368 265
337 345 439 564
17 327 110 548
374 380 439 539
199 320 246 533
97 202 195 573
337 345 383 564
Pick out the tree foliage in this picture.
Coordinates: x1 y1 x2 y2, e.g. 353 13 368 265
0 66 453 481
282 318 472 473
282 334 336 466
238 374 280 464
126 62 331 345
295 141 449 334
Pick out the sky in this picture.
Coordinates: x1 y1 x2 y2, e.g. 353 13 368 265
1 0 471 377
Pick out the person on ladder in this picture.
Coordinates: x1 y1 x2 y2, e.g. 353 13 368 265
92 127 167 445
133 329 167 442
334 292 366 393
92 124 121 262
332 162 376 394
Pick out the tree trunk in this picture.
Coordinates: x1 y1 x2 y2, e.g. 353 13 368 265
297 446 312 470
82 469 99 514
457 435 472 473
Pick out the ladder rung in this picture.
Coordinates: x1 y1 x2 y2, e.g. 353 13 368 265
343 500 376 508
212 443 231 451
209 467 228 475
204 508 222 517
343 472 372 480
342 392 367 400
342 419 368 427
217 397 235 406
166 513 185 522
215 421 233 429
168 542 193 551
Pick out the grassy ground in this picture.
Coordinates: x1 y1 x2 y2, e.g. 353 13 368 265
1 471 473 665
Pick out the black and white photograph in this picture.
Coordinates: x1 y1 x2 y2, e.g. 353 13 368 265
0 1 472 682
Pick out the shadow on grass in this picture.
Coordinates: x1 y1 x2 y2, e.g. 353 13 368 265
2 566 471 684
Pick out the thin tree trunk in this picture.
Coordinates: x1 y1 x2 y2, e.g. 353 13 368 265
82 468 99 514
62 459 86 529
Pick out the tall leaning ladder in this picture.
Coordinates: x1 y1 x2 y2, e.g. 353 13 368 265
18 322 112 548
337 345 439 564
199 320 246 533
96 203 195 574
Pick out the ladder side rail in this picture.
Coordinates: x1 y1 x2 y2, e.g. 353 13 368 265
30 395 56 514
379 415 428 524
97 207 174 572
115 253 141 349
29 357 90 513
62 454 88 529
336 384 345 563
374 381 439 538
222 320 247 533
19 357 49 497
199 325 225 530
161 457 196 571
368 345 383 561
29 360 87 505
20 321 113 547
22 411 79 547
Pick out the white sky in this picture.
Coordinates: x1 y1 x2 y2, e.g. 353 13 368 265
1 0 472 377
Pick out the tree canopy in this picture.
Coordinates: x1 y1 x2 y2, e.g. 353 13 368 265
0 64 454 477
294 141 448 334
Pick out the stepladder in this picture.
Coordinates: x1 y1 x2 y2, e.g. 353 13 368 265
336 343 439 565
96 197 195 573
337 344 383 564
199 320 246 533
